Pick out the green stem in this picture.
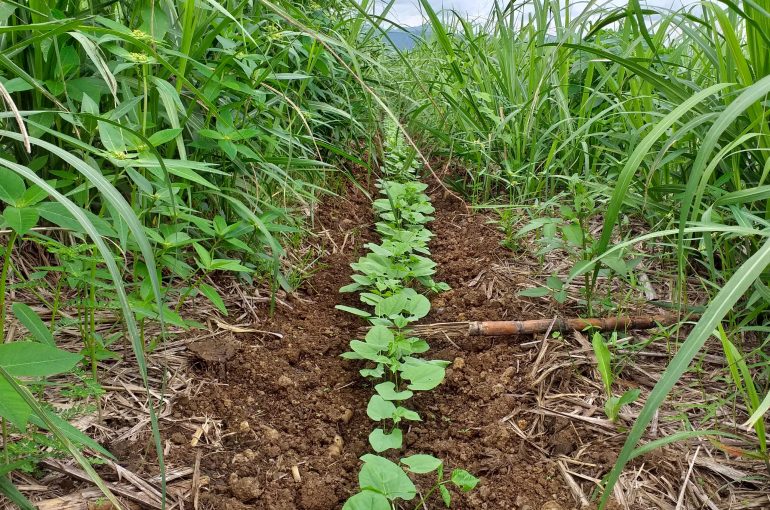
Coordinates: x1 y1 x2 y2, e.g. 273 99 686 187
1 231 18 465
175 271 209 313
414 480 449 510
0 231 18 341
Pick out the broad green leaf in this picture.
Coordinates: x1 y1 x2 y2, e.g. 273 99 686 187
198 283 228 315
409 294 431 320
367 395 396 421
375 381 413 401
348 340 389 363
0 166 25 205
0 377 31 428
393 406 421 422
148 128 184 146
12 303 55 346
360 364 385 379
369 428 403 452
3 206 38 235
342 490 390 510
359 454 416 501
401 361 446 391
0 343 81 377
375 292 408 317
36 202 117 238
193 243 212 269
400 454 442 474
365 325 394 349
209 259 251 272
450 469 479 492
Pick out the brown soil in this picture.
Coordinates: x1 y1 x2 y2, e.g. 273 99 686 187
125 178 591 509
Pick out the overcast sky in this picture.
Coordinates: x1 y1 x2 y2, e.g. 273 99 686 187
387 0 494 25
386 0 693 26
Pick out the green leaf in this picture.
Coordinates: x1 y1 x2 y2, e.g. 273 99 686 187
400 454 442 474
209 259 251 272
12 303 55 346
409 294 431 320
0 476 35 510
369 428 403 452
375 292 408 317
401 361 446 391
365 325 394 349
0 377 31 429
592 332 613 396
359 454 416 501
367 395 396 421
393 406 421 422
450 469 479 492
348 340 389 363
36 202 117 238
193 242 212 268
0 166 26 205
342 490 390 510
0 343 82 377
148 128 184 146
375 381 413 401
198 283 228 315
17 186 48 207
3 206 38 235
360 364 385 379
518 287 551 298
440 484 451 507
599 237 770 508
335 304 371 318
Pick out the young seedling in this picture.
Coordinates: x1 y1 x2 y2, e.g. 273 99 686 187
338 121 476 508
592 331 640 422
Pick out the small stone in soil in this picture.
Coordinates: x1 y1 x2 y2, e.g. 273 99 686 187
262 425 281 441
228 473 262 502
277 375 295 388
339 408 353 424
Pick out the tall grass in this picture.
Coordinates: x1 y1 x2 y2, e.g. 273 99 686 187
385 0 770 505
0 0 379 505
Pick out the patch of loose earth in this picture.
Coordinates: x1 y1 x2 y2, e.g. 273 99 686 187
151 179 587 509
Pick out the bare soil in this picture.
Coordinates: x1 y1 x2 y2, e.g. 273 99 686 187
141 178 587 509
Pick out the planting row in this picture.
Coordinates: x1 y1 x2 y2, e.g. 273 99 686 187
337 121 477 509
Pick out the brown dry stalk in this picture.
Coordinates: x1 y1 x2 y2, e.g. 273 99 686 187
411 313 688 337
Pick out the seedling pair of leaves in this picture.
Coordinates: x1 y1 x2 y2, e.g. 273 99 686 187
338 288 432 328
342 324 448 451
592 332 641 422
342 453 479 509
341 250 438 296
376 222 434 252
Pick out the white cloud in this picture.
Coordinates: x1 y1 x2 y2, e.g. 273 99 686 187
384 0 695 27
384 0 494 26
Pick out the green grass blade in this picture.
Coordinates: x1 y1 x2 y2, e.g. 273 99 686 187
598 237 770 508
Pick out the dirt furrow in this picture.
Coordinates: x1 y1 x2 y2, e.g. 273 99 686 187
151 178 581 509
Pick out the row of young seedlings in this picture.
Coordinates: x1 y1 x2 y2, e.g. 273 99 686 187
337 121 478 509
